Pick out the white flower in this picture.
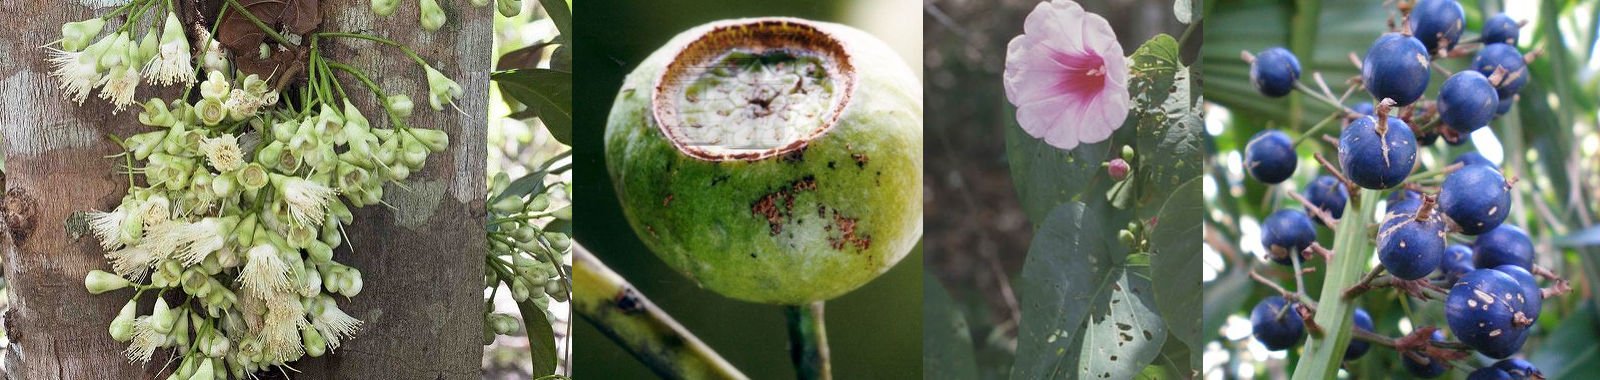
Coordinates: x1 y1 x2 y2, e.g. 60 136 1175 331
144 12 194 86
200 70 230 101
48 48 102 104
277 175 337 227
140 194 171 226
312 295 362 349
200 134 245 172
86 206 133 250
97 65 140 112
105 244 163 280
241 243 291 298
261 294 307 362
122 316 165 362
145 217 230 266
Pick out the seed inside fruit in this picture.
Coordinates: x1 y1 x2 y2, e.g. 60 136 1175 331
653 20 855 161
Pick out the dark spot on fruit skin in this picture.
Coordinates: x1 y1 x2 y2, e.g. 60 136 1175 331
1120 332 1133 342
826 213 871 252
778 145 807 163
750 176 822 236
1116 323 1132 331
750 252 757 258
1143 330 1154 340
615 288 644 314
827 161 836 169
710 174 730 186
852 153 869 168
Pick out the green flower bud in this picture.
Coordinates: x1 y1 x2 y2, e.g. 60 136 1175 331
85 270 131 294
188 357 215 380
489 313 519 334
199 71 230 101
320 216 342 247
383 162 411 181
551 204 571 221
341 268 363 297
510 278 530 302
399 133 429 169
139 98 175 127
150 297 177 334
545 281 568 302
1121 145 1135 161
491 195 524 214
327 197 354 224
302 323 328 357
370 0 399 17
544 231 571 252
307 240 334 264
490 172 511 195
60 18 106 52
136 29 159 65
127 130 168 160
181 267 210 296
386 94 414 118
497 0 522 17
419 0 447 31
196 98 228 126
97 32 131 69
512 226 539 243
524 193 550 212
110 299 138 341
423 65 463 110
408 128 449 153
211 171 238 198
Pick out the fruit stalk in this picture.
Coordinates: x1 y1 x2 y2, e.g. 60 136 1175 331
1291 188 1380 380
785 302 832 380
572 246 749 380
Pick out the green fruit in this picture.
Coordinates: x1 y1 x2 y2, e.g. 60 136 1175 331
605 17 922 304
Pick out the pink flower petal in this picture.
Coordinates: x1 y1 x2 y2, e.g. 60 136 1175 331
1003 0 1130 151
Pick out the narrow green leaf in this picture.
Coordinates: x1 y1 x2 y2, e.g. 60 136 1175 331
516 298 560 376
539 0 572 44
494 69 572 145
923 272 979 379
1150 178 1201 367
1531 301 1600 379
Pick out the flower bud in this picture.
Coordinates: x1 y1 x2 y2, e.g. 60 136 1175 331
340 269 363 297
370 0 399 16
490 172 511 195
139 98 175 127
544 231 571 252
386 94 414 118
1121 145 1136 161
489 313 519 334
136 29 159 65
211 171 238 198
408 128 449 153
524 193 550 212
127 130 168 160
419 0 447 31
307 240 334 264
399 133 429 169
491 195 524 214
497 0 522 17
423 65 463 110
200 71 230 101
302 325 328 357
552 204 571 221
110 299 138 341
1107 158 1130 181
151 297 177 334
545 281 568 302
510 278 530 302
60 18 107 52
85 270 131 294
188 357 216 380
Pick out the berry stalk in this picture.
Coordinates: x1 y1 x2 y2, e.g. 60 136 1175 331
1291 188 1380 380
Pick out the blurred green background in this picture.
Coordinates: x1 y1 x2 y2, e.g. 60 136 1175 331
1202 0 1600 378
570 0 923 378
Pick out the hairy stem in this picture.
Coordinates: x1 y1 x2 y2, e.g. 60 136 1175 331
572 246 748 380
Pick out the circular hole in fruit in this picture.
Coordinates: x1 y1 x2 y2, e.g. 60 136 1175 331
652 19 856 161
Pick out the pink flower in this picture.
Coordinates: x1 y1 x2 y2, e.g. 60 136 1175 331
1004 0 1130 151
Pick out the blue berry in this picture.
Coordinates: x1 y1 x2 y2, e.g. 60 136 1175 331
1474 224 1534 270
1389 188 1421 204
1347 102 1376 123
1447 268 1530 358
1250 296 1305 350
1304 175 1348 224
1492 358 1542 379
1245 129 1298 184
1262 210 1317 265
1438 71 1500 134
1344 308 1375 360
1439 244 1475 281
1401 330 1449 378
1453 151 1497 168
1251 47 1302 97
1494 265 1542 322
1377 204 1447 280
1339 115 1417 189
1408 0 1466 54
1440 164 1511 235
1482 14 1520 46
1363 33 1432 106
1468 367 1513 380
1387 195 1422 217
1472 43 1530 107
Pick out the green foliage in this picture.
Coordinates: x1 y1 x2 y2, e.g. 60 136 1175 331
495 69 573 146
924 273 979 378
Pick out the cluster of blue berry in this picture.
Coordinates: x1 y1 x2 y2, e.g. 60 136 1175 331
1237 1 1564 378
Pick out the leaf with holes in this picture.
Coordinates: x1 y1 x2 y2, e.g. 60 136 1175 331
1128 35 1201 214
1013 200 1167 380
1150 177 1202 371
495 69 572 145
923 271 978 378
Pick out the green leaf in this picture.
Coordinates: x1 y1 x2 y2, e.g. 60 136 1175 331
1004 106 1111 226
494 69 572 146
923 272 978 379
495 171 549 204
539 0 572 43
1531 301 1600 380
1013 201 1167 380
516 298 560 376
1128 35 1202 213
1150 178 1201 369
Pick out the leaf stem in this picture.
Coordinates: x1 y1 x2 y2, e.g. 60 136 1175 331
1290 188 1380 380
313 32 431 68
785 302 831 380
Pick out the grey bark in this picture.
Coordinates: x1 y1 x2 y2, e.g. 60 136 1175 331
0 0 488 378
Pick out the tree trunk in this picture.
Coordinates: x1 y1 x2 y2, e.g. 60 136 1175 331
0 0 488 378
